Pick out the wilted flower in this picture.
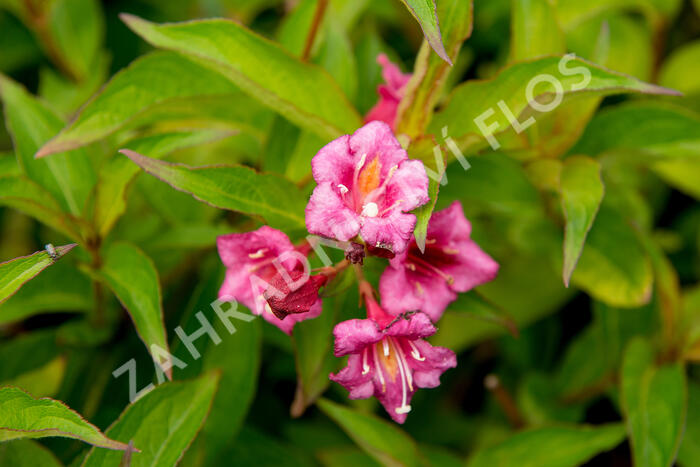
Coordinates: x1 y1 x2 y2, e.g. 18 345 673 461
365 54 412 130
217 226 321 334
379 201 499 321
330 291 456 423
305 121 429 255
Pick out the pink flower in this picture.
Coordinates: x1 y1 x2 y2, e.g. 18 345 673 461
305 121 429 255
365 54 412 130
217 226 321 335
330 295 456 424
379 201 499 321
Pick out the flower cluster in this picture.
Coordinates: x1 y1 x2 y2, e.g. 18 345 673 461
216 57 498 423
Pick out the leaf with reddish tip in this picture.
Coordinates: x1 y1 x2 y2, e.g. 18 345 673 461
0 386 131 451
120 149 306 230
398 0 451 65
0 244 76 306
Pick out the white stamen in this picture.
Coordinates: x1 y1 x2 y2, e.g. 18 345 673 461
338 184 349 194
382 339 390 356
409 341 425 361
248 248 267 259
379 199 403 216
362 349 370 375
361 202 379 218
356 153 367 171
391 339 412 415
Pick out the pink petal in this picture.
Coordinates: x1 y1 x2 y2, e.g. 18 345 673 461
385 159 430 212
426 201 471 244
218 269 257 314
305 182 361 241
443 239 500 292
311 134 354 186
333 318 382 356
329 354 374 399
349 121 408 175
216 226 294 268
360 210 416 254
408 340 457 389
378 264 423 315
377 54 411 94
383 312 436 340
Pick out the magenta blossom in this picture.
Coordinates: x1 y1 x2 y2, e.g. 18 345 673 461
379 201 499 321
305 121 429 255
217 226 320 335
330 293 456 423
365 54 412 130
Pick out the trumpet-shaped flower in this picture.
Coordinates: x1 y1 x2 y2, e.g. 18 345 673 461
330 296 456 423
305 121 429 255
379 201 499 321
217 226 321 335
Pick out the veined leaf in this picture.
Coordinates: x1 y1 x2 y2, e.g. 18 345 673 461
121 149 307 230
621 338 687 467
570 101 700 159
397 0 450 64
0 244 76 306
35 51 265 157
120 15 362 141
94 129 234 237
0 74 95 216
94 242 170 378
0 386 129 450
0 260 92 326
429 56 679 153
82 372 220 466
559 156 605 286
0 175 82 241
466 424 626 467
317 398 418 467
678 381 700 466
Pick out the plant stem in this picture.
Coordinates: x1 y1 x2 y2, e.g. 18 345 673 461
301 0 329 61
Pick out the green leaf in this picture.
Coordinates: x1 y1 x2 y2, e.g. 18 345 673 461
47 0 104 82
0 74 96 216
121 149 307 231
198 312 261 463
571 203 653 307
0 260 92 325
429 56 679 152
0 175 81 241
652 158 700 200
1 356 66 398
659 40 700 95
510 0 565 61
570 101 700 159
0 244 76 306
120 15 362 141
35 51 263 156
95 242 170 377
94 129 233 238
678 381 700 466
396 0 473 137
397 0 450 64
0 440 63 467
559 156 605 286
556 0 681 31
82 372 220 466
317 398 419 467
466 424 626 467
0 386 129 450
620 338 687 467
